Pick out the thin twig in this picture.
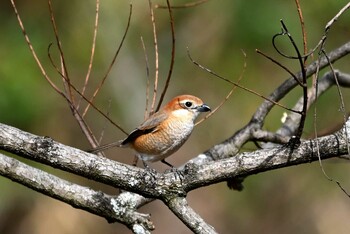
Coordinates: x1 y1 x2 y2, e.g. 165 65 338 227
308 3 347 156
82 4 133 117
275 71 350 139
141 36 151 120
48 0 121 145
155 0 209 9
12 0 97 147
318 51 350 197
98 99 112 144
195 50 247 126
279 20 308 141
79 0 100 110
138 35 151 166
156 0 176 112
66 75 128 135
301 2 350 59
187 48 301 114
295 0 308 56
49 44 128 136
325 2 350 31
47 43 61 72
149 0 159 114
256 49 303 86
48 0 74 103
10 0 62 95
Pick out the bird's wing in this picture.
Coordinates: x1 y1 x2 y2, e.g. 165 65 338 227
121 112 168 145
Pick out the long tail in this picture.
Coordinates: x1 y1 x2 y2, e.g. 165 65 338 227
86 140 124 153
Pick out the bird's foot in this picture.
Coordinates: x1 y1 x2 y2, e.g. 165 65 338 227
142 160 158 180
161 159 175 168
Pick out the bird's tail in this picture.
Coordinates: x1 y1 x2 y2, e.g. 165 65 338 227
86 140 124 153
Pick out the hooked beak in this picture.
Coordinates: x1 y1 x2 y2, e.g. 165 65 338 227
197 104 211 112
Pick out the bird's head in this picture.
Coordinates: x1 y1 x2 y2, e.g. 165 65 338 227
164 95 211 122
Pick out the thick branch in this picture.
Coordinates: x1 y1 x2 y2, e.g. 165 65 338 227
0 117 349 232
0 152 154 231
0 123 164 198
184 126 349 191
1 118 349 194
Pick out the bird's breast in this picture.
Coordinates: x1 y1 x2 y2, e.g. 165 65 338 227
131 119 194 161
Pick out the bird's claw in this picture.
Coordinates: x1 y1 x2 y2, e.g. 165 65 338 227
140 160 158 181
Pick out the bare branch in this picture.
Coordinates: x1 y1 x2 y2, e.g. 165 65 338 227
1 118 349 196
305 2 350 58
196 50 247 126
48 0 74 103
79 0 100 109
148 0 160 114
256 49 303 86
325 2 350 31
82 4 133 117
315 54 350 197
155 0 209 9
141 36 151 120
156 0 176 112
252 41 350 124
187 48 301 114
10 0 63 96
278 20 308 142
187 42 350 166
294 0 308 55
281 71 350 137
165 197 217 234
0 152 154 231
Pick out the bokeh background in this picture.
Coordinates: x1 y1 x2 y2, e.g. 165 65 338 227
1 0 350 233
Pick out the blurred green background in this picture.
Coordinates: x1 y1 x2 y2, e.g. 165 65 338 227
1 0 350 233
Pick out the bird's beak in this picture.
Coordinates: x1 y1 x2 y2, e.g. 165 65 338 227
197 104 211 112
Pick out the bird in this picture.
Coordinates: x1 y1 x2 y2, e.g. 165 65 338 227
89 94 211 168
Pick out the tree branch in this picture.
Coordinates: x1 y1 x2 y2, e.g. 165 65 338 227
0 114 350 231
165 197 217 234
0 152 154 232
195 42 350 163
279 70 350 137
1 114 349 194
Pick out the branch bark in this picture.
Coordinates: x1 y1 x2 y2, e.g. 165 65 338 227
0 152 154 231
0 115 349 231
165 197 216 234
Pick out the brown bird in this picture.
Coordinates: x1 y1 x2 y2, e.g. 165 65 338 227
89 94 210 167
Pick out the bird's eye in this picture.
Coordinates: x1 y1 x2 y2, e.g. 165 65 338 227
184 101 193 108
